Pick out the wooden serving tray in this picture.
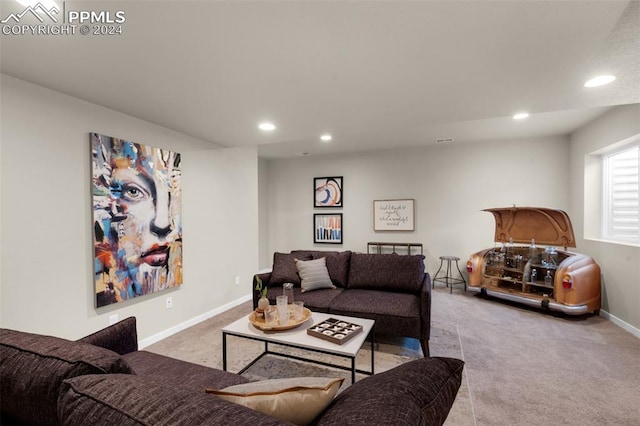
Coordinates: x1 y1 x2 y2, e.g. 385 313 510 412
248 306 312 331
307 318 363 344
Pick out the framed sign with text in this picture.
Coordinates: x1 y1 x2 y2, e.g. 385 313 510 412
373 199 415 231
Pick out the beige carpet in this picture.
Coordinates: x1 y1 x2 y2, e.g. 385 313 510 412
146 288 640 425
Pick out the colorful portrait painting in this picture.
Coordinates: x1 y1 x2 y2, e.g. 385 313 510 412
91 133 183 307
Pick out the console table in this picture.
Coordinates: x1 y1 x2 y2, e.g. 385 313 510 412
367 242 423 255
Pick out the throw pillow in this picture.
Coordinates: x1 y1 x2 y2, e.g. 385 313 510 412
295 257 335 293
77 316 138 355
312 251 351 288
271 252 309 286
206 377 344 426
313 357 464 426
0 329 135 426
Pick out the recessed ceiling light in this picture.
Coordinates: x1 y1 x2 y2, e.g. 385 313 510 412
320 134 332 142
258 122 276 131
513 112 530 120
584 75 616 88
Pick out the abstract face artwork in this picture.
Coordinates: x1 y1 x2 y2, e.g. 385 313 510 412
91 133 182 307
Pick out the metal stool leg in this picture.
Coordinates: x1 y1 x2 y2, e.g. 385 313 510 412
454 259 467 292
433 258 444 289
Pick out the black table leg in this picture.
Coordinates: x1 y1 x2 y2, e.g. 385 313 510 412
222 332 227 371
370 328 375 375
351 358 356 383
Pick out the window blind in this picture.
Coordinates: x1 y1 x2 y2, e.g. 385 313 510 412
604 145 640 243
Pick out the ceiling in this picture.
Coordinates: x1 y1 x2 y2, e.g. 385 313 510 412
1 0 639 158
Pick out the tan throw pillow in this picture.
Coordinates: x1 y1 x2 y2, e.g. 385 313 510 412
206 377 344 426
295 257 336 293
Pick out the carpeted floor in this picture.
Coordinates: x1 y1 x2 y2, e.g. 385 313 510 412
146 288 640 425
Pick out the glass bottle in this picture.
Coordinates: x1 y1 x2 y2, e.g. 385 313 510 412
529 239 536 261
505 238 514 268
283 283 294 304
530 269 537 283
544 270 553 286
548 247 558 266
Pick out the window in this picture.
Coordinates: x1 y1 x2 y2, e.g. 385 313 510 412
602 144 640 243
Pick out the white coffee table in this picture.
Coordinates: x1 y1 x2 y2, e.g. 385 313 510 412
222 311 375 383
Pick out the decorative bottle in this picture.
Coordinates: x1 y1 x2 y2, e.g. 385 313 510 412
529 239 536 261
283 283 294 304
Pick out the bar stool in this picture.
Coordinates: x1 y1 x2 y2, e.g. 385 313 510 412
433 256 466 293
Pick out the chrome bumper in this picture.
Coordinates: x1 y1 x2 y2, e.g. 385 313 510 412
467 286 590 315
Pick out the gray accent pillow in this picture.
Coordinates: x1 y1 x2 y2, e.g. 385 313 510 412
295 257 336 293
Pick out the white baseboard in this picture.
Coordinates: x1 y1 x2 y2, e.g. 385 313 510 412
600 309 640 339
139 293 252 349
138 295 639 349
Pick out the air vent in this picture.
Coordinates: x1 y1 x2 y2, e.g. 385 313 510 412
436 137 455 144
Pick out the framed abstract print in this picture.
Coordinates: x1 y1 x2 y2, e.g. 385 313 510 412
314 213 343 244
314 176 343 208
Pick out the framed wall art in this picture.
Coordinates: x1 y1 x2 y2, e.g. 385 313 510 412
373 199 415 231
91 132 183 308
314 213 343 244
314 176 343 208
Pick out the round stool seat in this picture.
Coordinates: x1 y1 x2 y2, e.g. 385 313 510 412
439 255 460 261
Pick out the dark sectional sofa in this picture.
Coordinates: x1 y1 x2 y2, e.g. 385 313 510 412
253 250 432 356
0 317 464 426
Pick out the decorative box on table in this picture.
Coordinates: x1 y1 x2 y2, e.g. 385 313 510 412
307 318 363 344
466 207 601 315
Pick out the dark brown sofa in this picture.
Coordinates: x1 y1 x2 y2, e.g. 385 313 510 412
253 251 432 356
1 317 463 426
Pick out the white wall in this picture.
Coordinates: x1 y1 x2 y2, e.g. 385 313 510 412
181 146 259 322
0 75 258 341
569 104 640 331
262 135 571 275
258 157 270 270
